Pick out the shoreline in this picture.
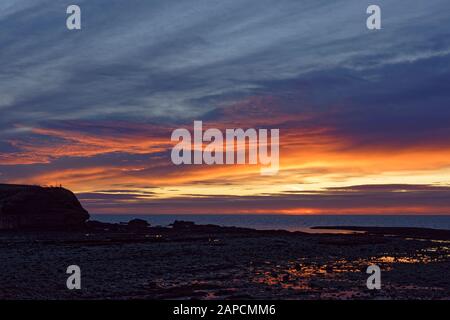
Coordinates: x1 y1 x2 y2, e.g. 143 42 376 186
90 214 450 233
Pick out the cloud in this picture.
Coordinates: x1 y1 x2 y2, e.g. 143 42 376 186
1 1 450 214
77 183 450 215
1 0 450 129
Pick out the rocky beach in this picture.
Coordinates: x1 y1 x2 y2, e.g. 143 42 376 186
1 220 449 300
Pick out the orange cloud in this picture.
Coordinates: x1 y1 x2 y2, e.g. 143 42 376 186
2 96 450 215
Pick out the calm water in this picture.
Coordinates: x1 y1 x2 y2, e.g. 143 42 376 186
91 214 450 232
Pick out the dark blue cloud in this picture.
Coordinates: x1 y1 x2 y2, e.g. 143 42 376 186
1 0 449 133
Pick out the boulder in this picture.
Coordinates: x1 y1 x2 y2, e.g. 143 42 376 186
127 218 150 230
0 184 89 230
170 220 196 230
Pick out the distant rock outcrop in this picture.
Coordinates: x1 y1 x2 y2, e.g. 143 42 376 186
170 220 196 230
127 218 150 230
0 184 89 230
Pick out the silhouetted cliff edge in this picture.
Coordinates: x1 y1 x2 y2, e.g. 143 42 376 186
0 184 89 230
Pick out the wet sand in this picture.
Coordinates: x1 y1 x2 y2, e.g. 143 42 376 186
0 223 449 300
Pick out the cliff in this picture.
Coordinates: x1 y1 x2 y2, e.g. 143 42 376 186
0 184 89 230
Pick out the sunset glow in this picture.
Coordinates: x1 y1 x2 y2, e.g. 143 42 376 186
1 1 449 216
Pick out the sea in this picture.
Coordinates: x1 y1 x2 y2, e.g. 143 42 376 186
91 214 450 233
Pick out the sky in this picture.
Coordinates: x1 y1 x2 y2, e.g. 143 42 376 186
1 0 450 215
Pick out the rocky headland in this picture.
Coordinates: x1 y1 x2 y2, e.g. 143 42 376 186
0 184 89 230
